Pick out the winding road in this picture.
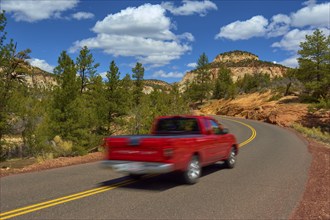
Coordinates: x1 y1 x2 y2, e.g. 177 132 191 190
0 117 311 219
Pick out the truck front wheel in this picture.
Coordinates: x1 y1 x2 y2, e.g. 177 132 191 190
183 155 201 184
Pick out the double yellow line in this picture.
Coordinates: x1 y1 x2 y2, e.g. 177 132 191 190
0 179 136 220
222 118 257 147
0 119 256 220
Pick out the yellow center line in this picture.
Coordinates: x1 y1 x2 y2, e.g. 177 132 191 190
220 117 257 147
0 120 257 220
0 179 136 220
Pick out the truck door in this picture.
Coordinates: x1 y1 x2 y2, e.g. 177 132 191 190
208 119 229 160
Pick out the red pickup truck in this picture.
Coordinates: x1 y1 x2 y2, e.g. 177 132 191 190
103 115 238 184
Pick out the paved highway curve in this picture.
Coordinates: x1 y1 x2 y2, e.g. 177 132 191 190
0 117 311 219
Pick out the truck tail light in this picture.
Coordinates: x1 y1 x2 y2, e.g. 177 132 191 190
163 148 174 158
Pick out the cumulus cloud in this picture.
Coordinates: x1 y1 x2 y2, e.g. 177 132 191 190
278 55 299 68
152 70 184 78
291 2 330 28
272 29 317 52
216 1 329 41
72 12 94 20
1 0 78 22
161 0 217 16
272 28 329 52
266 14 291 37
69 4 193 67
215 15 268 40
28 58 55 73
187 62 197 68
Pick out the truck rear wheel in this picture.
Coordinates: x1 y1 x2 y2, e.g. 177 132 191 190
183 155 201 184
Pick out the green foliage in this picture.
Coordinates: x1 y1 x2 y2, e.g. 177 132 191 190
297 29 330 101
292 123 330 144
213 67 236 99
187 53 212 103
132 62 144 106
132 87 190 134
102 61 132 134
309 98 330 110
76 46 99 93
131 62 145 134
0 11 31 160
236 73 271 93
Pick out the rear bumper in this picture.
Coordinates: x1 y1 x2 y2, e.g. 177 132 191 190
101 160 174 174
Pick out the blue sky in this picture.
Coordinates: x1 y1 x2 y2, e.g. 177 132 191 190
1 0 329 83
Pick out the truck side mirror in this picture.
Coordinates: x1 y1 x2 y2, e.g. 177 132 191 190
222 128 229 134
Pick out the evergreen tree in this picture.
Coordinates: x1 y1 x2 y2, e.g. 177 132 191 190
104 61 128 134
76 46 99 94
51 51 83 151
131 62 145 134
188 53 211 104
297 29 330 101
213 67 235 99
0 11 31 159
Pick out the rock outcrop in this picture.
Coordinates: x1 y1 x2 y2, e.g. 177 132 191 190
179 50 288 91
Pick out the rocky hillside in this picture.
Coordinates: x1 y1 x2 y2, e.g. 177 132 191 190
142 79 172 94
199 91 329 130
179 50 288 90
5 62 171 93
2 61 57 88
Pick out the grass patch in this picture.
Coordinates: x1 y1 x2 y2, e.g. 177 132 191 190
292 123 330 145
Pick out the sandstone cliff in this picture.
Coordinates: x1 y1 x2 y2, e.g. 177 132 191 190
179 50 288 90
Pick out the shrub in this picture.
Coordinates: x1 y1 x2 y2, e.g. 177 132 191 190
292 123 330 144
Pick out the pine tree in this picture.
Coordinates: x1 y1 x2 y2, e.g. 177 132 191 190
131 62 145 134
104 60 128 134
132 62 145 106
297 29 330 101
76 46 99 94
213 67 234 99
0 11 31 159
188 53 211 104
51 51 81 146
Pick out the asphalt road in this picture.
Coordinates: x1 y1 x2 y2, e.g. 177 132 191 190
0 117 311 219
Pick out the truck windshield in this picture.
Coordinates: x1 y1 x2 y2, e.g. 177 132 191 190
155 118 201 135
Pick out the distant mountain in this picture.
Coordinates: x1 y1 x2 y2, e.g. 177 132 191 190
179 50 289 90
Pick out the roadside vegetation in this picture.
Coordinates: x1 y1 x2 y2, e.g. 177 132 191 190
0 10 329 163
292 123 330 145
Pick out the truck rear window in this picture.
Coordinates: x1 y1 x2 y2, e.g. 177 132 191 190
155 118 200 135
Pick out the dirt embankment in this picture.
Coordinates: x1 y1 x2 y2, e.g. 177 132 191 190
200 91 329 129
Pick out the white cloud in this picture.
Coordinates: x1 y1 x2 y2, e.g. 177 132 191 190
272 29 315 52
291 2 330 28
162 0 217 16
152 70 184 78
215 15 268 40
69 4 193 67
266 14 291 37
98 71 107 79
216 1 330 41
278 55 299 68
72 12 94 20
187 62 197 68
28 58 54 73
272 27 329 52
1 0 78 22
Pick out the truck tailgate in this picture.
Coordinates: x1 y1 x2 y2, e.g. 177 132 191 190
105 136 170 162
